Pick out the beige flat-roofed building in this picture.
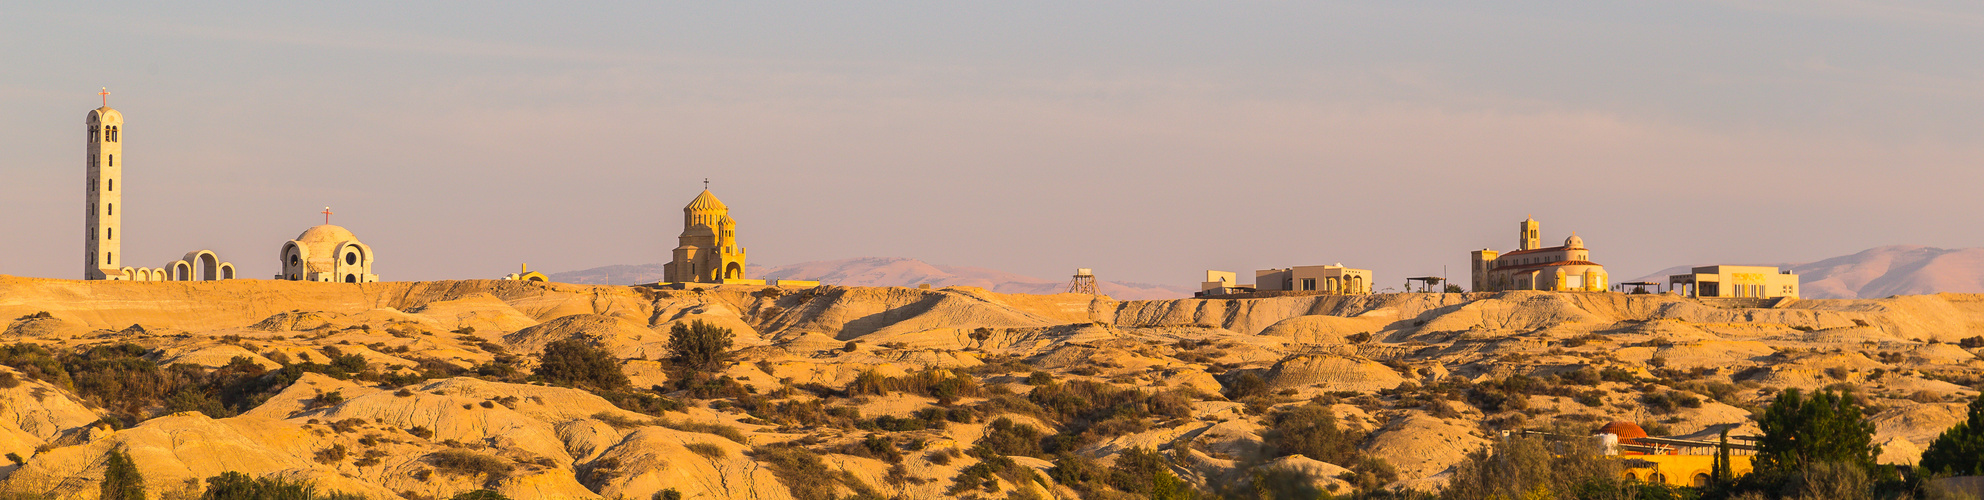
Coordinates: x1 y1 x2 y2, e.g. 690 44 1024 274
1255 264 1372 294
1669 265 1799 299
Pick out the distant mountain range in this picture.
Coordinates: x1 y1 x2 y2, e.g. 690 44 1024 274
1632 245 1984 299
545 257 1197 300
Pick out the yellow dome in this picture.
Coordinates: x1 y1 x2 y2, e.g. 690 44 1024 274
685 189 727 212
1565 234 1585 248
295 224 359 245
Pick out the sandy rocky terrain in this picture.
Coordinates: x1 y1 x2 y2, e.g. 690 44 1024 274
0 276 1979 499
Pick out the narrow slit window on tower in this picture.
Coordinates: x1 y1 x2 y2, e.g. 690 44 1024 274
107 227 113 239
108 203 113 216
108 179 113 191
108 155 113 167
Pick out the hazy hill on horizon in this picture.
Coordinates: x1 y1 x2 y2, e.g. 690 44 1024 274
1631 245 1984 299
546 257 1197 300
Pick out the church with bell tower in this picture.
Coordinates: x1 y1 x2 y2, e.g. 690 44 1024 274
84 88 124 280
663 187 750 284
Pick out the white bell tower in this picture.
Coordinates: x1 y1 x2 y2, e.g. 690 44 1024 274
85 88 125 280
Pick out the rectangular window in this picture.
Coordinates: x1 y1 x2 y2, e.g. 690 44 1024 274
1300 278 1316 291
108 155 113 167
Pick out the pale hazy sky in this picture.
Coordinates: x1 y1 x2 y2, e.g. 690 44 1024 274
4 2 1982 289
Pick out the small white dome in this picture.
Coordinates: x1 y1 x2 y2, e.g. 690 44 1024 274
1565 234 1585 248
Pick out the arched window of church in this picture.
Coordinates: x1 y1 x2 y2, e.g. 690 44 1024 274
104 127 111 141
110 126 118 142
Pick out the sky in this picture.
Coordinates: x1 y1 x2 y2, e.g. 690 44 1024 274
3 1 1982 290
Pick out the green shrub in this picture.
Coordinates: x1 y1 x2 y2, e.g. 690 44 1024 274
665 320 735 374
1922 395 1984 475
534 338 630 391
100 449 144 500
1754 389 1881 477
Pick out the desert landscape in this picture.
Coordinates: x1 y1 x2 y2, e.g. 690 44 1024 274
0 276 1978 499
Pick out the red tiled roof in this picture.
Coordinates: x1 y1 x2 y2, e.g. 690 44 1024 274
1499 246 1568 256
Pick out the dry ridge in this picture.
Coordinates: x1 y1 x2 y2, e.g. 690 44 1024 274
0 275 1979 498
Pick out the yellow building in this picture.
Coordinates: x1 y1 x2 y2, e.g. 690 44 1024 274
1470 217 1609 292
1255 264 1372 294
1668 265 1800 299
662 189 756 285
1597 422 1755 488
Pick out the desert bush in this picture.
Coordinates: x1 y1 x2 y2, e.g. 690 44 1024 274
1107 447 1196 499
534 338 629 391
685 442 727 459
1028 380 1190 453
752 445 880 500
313 444 348 464
428 449 514 478
948 454 1046 496
1263 402 1361 464
1222 372 1268 400
1641 391 1702 414
448 491 510 500
657 418 747 444
200 471 367 500
842 368 981 404
972 418 1045 458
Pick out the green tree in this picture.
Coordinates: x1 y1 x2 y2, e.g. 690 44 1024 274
1753 389 1881 476
533 338 630 391
1921 396 1984 475
664 320 734 374
100 449 145 500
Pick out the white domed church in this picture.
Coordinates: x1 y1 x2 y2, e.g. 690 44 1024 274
276 224 378 283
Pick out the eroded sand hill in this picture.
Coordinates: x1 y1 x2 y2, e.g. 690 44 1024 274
0 276 1979 498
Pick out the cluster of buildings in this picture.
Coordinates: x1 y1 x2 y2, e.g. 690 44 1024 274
1199 217 1803 299
71 92 802 288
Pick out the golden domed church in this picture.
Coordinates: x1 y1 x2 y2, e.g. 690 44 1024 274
1469 217 1609 292
663 189 749 283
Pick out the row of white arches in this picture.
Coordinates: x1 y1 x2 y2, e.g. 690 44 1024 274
121 250 235 282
